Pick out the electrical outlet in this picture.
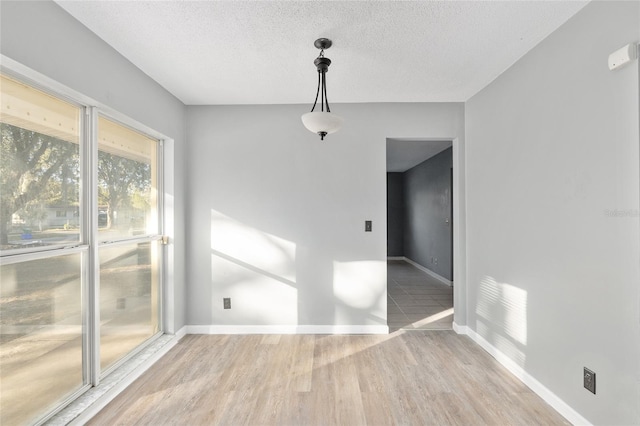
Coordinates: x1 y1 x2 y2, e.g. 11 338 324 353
365 220 372 232
584 367 596 394
223 298 231 309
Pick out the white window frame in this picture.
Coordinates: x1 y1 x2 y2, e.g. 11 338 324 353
0 55 174 425
94 111 165 380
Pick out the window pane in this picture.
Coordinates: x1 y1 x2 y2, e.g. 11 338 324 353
100 241 159 371
0 253 84 425
0 75 81 252
98 117 157 241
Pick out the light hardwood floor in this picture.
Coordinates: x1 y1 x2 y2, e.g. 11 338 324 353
89 261 566 425
89 331 569 425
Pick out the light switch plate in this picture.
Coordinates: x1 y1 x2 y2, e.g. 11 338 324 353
584 367 596 394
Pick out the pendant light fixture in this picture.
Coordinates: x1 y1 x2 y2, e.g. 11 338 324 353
301 38 343 140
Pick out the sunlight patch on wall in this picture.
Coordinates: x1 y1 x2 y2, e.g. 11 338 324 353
210 210 298 324
332 260 386 323
226 276 298 324
477 276 528 346
210 210 296 284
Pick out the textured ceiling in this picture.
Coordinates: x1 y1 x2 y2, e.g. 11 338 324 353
387 139 452 172
55 1 588 105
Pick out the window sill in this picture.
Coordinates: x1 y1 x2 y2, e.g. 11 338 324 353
46 332 183 425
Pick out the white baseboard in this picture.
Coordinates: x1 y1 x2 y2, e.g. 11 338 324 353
453 323 591 426
402 257 453 287
186 324 389 335
452 321 467 335
174 325 187 340
387 256 405 260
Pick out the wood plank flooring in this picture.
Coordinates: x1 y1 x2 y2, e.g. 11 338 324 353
89 332 569 425
89 261 566 425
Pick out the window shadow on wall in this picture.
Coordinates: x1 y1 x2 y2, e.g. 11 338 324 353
209 209 387 329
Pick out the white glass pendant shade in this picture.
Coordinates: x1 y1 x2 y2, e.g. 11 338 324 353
301 111 343 136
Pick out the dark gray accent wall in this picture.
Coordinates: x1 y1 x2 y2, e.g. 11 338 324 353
386 173 404 256
404 147 452 280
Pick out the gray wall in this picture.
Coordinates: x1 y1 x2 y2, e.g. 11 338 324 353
186 103 465 328
465 1 639 424
404 147 452 280
386 173 404 257
0 0 188 330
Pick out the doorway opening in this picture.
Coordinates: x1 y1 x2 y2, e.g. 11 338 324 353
386 138 454 332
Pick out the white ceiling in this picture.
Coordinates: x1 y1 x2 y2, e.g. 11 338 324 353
55 1 588 106
386 139 452 172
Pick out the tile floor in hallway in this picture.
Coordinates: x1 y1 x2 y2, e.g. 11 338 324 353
387 260 453 332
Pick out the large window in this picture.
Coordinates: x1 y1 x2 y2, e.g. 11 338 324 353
0 74 81 251
0 73 164 425
0 254 84 425
97 116 158 241
97 117 160 372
